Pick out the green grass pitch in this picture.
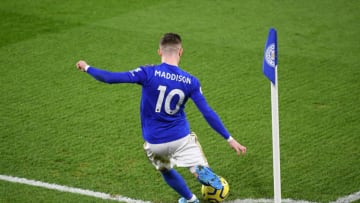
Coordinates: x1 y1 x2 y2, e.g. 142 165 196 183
1 0 359 202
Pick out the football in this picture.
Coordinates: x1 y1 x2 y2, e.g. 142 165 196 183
201 176 229 203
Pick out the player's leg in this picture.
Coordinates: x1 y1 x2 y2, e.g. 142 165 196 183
160 168 198 203
194 165 222 190
173 132 222 190
144 141 198 203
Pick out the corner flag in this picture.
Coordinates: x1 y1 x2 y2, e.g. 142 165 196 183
263 28 281 203
263 28 277 84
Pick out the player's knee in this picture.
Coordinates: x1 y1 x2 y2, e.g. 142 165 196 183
159 167 170 174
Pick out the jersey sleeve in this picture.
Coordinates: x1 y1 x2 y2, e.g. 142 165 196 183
87 66 147 84
190 84 231 140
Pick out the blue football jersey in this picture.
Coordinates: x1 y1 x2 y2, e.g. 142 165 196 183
87 63 231 144
131 63 198 144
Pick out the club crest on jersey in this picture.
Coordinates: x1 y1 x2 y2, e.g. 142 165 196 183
265 43 276 68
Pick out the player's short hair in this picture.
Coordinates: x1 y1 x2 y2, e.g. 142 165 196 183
160 33 182 51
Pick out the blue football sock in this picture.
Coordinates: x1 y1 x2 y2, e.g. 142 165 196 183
161 169 193 200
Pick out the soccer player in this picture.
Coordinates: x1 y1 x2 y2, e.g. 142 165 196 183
76 33 246 203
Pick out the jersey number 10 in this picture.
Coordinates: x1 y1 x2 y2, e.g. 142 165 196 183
155 85 185 115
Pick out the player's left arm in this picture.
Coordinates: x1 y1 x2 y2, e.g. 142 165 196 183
191 88 246 155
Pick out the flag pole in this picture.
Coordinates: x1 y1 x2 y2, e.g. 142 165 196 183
262 28 281 202
271 65 281 203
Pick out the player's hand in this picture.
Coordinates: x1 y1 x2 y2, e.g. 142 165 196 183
228 139 247 156
76 60 88 72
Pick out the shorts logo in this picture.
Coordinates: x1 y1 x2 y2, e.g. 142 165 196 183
265 43 276 68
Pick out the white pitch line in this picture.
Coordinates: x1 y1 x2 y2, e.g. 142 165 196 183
226 191 360 203
1 174 360 203
0 175 151 203
330 191 360 203
225 199 316 203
